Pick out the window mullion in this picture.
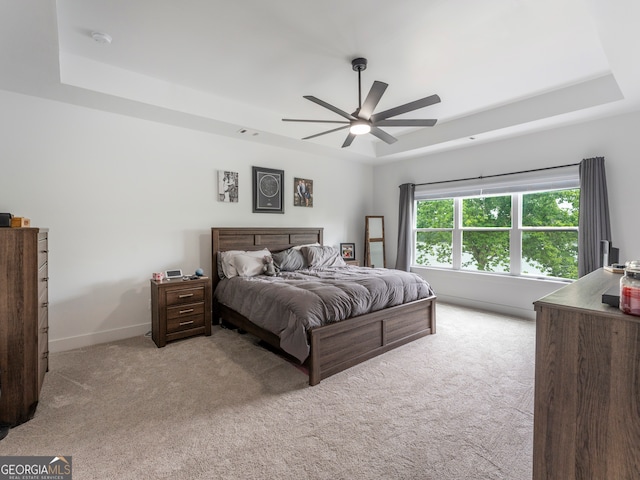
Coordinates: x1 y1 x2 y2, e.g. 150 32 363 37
453 198 462 270
511 193 522 276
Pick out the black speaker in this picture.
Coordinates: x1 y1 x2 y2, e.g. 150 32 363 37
600 240 620 267
0 213 12 227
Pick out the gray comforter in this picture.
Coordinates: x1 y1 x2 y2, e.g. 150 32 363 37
214 266 435 362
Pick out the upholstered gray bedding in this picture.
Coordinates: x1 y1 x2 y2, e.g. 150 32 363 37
214 266 435 362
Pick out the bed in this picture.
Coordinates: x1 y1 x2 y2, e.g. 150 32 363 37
211 227 436 385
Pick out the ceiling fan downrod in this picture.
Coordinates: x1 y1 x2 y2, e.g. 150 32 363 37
352 57 367 113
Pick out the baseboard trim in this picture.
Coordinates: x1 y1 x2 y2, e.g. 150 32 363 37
436 295 536 321
49 323 151 353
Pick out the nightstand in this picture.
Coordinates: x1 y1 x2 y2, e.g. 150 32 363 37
150 277 212 347
344 260 359 266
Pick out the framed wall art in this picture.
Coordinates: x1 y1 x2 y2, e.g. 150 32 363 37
252 166 284 213
294 177 313 207
340 243 355 260
218 170 238 203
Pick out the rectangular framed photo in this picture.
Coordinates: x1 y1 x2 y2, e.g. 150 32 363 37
218 170 238 203
294 177 313 207
252 166 284 213
340 243 355 260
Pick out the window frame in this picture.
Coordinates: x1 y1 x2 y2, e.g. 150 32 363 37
414 188 579 280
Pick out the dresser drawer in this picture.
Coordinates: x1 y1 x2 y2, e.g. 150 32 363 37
38 262 49 291
38 328 49 392
166 313 205 333
39 306 48 331
165 286 205 306
37 236 48 269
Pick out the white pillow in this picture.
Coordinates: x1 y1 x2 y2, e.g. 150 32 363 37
234 253 267 277
218 250 244 279
220 248 270 278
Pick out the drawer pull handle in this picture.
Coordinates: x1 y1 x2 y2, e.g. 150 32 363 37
178 293 194 298
42 302 49 307
179 320 195 326
42 277 49 282
179 308 194 315
40 250 49 254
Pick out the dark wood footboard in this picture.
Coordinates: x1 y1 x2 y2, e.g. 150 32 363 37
217 295 436 386
307 296 436 385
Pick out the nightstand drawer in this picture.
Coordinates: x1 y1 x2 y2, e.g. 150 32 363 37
166 313 205 333
167 302 205 321
165 286 205 306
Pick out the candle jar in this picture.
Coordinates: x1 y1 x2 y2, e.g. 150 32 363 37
620 260 640 316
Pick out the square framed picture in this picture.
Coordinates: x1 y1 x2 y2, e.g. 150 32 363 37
294 177 313 207
252 166 284 213
340 243 355 260
218 170 238 203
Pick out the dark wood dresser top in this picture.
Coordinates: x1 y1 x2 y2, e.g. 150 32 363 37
534 267 638 322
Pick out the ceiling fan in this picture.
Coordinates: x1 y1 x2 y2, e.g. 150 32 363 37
283 57 440 148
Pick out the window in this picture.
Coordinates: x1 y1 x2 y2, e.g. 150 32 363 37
415 187 580 280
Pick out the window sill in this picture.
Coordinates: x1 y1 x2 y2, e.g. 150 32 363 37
411 265 573 285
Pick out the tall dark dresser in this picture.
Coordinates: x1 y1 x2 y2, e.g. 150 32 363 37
533 268 640 479
0 227 49 427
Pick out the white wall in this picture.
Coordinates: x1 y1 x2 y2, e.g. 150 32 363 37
0 89 373 351
373 111 640 318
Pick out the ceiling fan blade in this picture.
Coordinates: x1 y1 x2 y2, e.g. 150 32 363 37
369 127 397 144
283 118 350 124
302 125 349 140
304 96 356 121
370 94 441 122
342 132 356 148
358 81 388 120
374 119 438 127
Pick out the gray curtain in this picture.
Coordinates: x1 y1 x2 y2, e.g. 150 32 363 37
578 156 611 277
395 183 415 271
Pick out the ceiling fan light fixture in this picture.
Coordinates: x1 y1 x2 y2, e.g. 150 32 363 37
350 121 371 135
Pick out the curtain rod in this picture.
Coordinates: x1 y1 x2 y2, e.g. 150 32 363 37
408 162 580 188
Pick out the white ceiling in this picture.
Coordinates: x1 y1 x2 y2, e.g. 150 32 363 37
1 0 639 164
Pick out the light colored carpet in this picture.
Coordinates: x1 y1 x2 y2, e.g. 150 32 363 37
0 303 535 479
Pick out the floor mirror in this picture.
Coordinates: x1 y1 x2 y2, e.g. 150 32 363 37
365 216 386 268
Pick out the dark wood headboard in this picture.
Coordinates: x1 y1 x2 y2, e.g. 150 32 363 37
210 227 324 290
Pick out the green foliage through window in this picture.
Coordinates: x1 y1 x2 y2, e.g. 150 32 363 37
416 199 453 229
462 196 511 227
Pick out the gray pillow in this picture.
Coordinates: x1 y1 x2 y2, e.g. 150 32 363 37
302 246 347 268
272 248 308 271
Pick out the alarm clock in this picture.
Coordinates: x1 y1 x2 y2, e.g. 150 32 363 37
164 269 183 280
